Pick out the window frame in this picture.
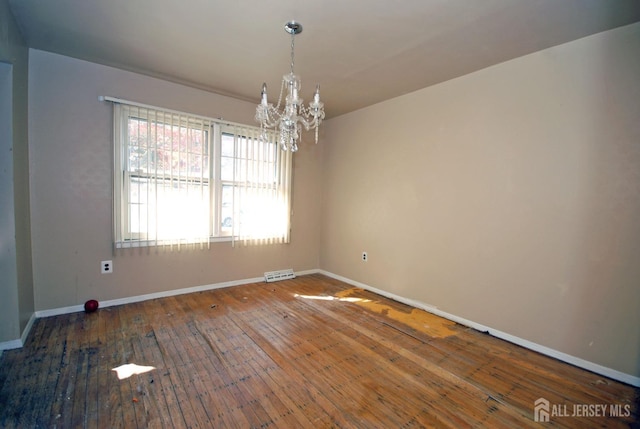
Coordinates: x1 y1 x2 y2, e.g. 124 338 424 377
112 101 289 249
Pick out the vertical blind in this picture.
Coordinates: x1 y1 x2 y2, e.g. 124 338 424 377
111 99 292 250
225 125 293 247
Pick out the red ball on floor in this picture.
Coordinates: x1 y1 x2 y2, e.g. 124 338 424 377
84 299 99 313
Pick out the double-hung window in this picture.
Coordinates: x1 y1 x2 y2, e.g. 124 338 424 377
112 101 292 248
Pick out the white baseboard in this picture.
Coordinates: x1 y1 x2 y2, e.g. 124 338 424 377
7 272 309 350
0 338 23 351
33 269 321 319
14 268 640 387
0 312 38 352
292 268 320 277
21 312 36 344
318 270 640 388
35 275 267 318
0 269 308 354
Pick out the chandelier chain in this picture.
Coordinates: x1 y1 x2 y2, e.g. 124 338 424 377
290 33 296 75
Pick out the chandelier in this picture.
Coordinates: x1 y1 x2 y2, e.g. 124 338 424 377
256 21 325 152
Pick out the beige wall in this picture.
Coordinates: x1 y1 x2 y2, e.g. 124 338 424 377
0 0 34 344
321 23 640 377
21 18 640 379
28 50 322 311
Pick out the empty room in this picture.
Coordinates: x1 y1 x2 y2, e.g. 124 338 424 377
1 0 639 427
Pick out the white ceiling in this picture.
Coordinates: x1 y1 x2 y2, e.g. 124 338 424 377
8 0 640 118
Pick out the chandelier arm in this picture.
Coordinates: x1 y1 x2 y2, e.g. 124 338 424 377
298 117 313 131
256 104 282 129
299 105 325 124
273 76 286 112
261 117 279 129
300 115 323 131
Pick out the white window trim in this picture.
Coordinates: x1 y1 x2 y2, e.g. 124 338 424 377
106 96 292 249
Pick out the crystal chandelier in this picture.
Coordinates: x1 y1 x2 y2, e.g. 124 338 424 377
256 21 325 152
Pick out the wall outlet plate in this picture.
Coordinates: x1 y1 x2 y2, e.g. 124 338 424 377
101 260 113 274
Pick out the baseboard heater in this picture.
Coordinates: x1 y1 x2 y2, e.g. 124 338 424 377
264 269 296 283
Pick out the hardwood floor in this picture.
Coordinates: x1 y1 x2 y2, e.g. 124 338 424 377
1 274 637 428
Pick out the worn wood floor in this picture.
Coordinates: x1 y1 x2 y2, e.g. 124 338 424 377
0 274 638 428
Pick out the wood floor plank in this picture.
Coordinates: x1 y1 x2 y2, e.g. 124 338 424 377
129 327 171 428
266 286 532 427
152 316 212 428
117 303 150 429
207 290 336 427
21 315 64 426
0 317 55 426
139 298 194 428
70 338 90 428
1 274 638 428
54 313 84 428
224 315 352 427
186 305 296 428
101 306 126 428
226 311 360 428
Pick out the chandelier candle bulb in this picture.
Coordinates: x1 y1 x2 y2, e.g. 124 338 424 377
314 85 321 103
260 83 268 104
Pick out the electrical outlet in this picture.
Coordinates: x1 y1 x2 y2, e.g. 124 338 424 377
362 252 368 262
101 260 113 274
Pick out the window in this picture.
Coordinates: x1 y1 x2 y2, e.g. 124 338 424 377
113 102 292 248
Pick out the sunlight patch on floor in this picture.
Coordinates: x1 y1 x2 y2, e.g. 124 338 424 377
112 363 156 380
293 293 372 303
